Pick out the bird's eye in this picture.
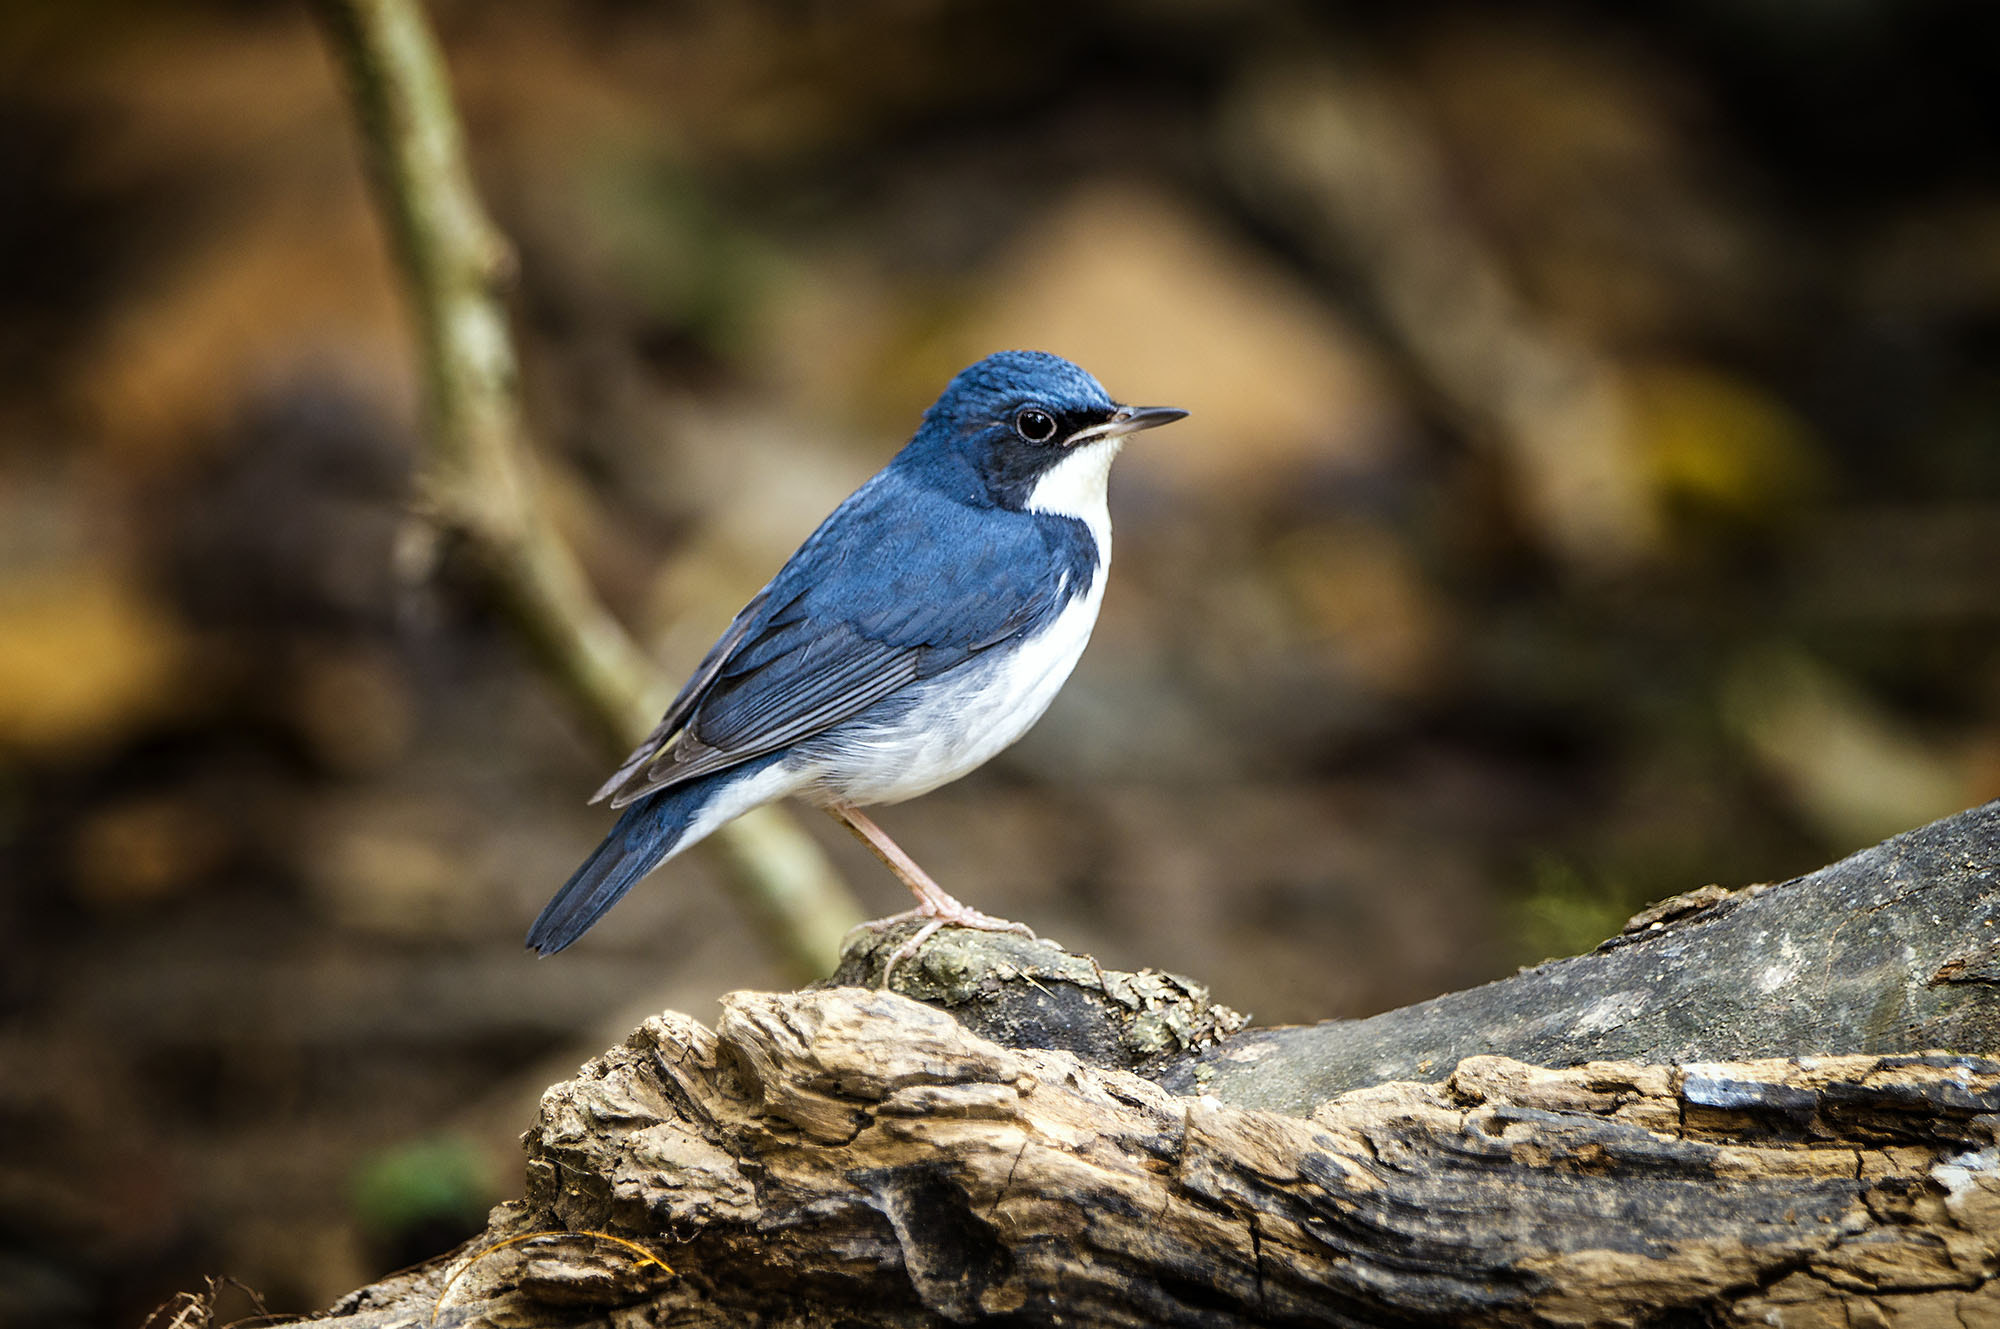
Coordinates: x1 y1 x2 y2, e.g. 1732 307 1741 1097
1014 407 1058 444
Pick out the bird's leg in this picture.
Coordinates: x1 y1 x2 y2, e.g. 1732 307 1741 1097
825 803 1034 978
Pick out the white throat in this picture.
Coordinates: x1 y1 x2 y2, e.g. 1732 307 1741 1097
1024 437 1121 557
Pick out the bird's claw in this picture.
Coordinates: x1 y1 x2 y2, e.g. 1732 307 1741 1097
849 903 1036 985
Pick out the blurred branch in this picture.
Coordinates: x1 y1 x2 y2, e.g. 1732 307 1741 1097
1722 644 1973 847
1226 62 1663 573
313 0 861 979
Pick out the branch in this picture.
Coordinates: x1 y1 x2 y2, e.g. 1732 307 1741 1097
1170 797 2000 1114
312 0 861 978
1223 62 1661 573
314 1016 2000 1327
299 804 2000 1326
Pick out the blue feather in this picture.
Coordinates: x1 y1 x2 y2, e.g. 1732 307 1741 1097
526 754 787 954
530 350 1179 952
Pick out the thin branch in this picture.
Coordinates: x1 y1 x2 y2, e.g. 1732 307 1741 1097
313 0 861 979
1226 62 1663 574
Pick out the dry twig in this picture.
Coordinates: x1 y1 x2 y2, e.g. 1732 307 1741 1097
313 0 862 978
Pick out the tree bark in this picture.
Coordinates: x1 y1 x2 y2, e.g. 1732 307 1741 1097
302 803 2000 1327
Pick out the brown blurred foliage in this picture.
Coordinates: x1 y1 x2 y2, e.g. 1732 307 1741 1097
0 0 1997 1322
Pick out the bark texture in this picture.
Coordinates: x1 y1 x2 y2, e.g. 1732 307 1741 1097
303 804 2000 1327
1171 798 2000 1114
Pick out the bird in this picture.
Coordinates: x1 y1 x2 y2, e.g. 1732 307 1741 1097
526 349 1186 969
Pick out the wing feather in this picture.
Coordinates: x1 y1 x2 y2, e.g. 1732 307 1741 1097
588 587 777 804
592 474 1096 810
606 641 919 806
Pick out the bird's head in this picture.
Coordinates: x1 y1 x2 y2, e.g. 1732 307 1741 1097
907 350 1186 513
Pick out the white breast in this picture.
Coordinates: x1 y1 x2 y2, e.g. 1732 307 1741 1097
809 437 1122 806
1024 435 1122 555
814 570 1105 805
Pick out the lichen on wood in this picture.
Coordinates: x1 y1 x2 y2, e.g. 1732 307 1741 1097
1173 799 2000 1114
831 927 1248 1075
296 806 2000 1326
316 991 2000 1327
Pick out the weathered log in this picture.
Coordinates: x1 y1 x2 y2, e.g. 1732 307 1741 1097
305 804 2000 1327
1169 797 2000 1114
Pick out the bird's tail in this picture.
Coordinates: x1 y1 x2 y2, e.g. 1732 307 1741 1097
526 756 784 955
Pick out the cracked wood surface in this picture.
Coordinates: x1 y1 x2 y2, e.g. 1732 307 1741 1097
301 805 2000 1326
832 804 2000 1117
316 1002 1999 1327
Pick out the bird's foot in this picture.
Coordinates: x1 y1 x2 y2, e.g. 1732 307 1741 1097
849 899 1036 984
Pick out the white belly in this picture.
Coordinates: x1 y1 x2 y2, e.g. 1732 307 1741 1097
809 569 1106 805
803 437 1122 807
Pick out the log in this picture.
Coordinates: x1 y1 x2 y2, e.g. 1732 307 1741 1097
1166 796 2000 1114
304 804 2000 1327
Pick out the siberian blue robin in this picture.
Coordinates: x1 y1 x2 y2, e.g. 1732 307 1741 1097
528 350 1185 968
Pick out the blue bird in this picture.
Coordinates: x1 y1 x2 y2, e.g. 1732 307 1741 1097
527 350 1185 967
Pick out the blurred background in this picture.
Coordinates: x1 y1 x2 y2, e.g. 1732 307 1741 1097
2 0 1997 1321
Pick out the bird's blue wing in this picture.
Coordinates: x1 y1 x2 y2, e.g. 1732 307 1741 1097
588 586 770 804
596 474 1091 809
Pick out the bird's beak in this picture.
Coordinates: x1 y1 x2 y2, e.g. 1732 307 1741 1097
1069 404 1189 445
